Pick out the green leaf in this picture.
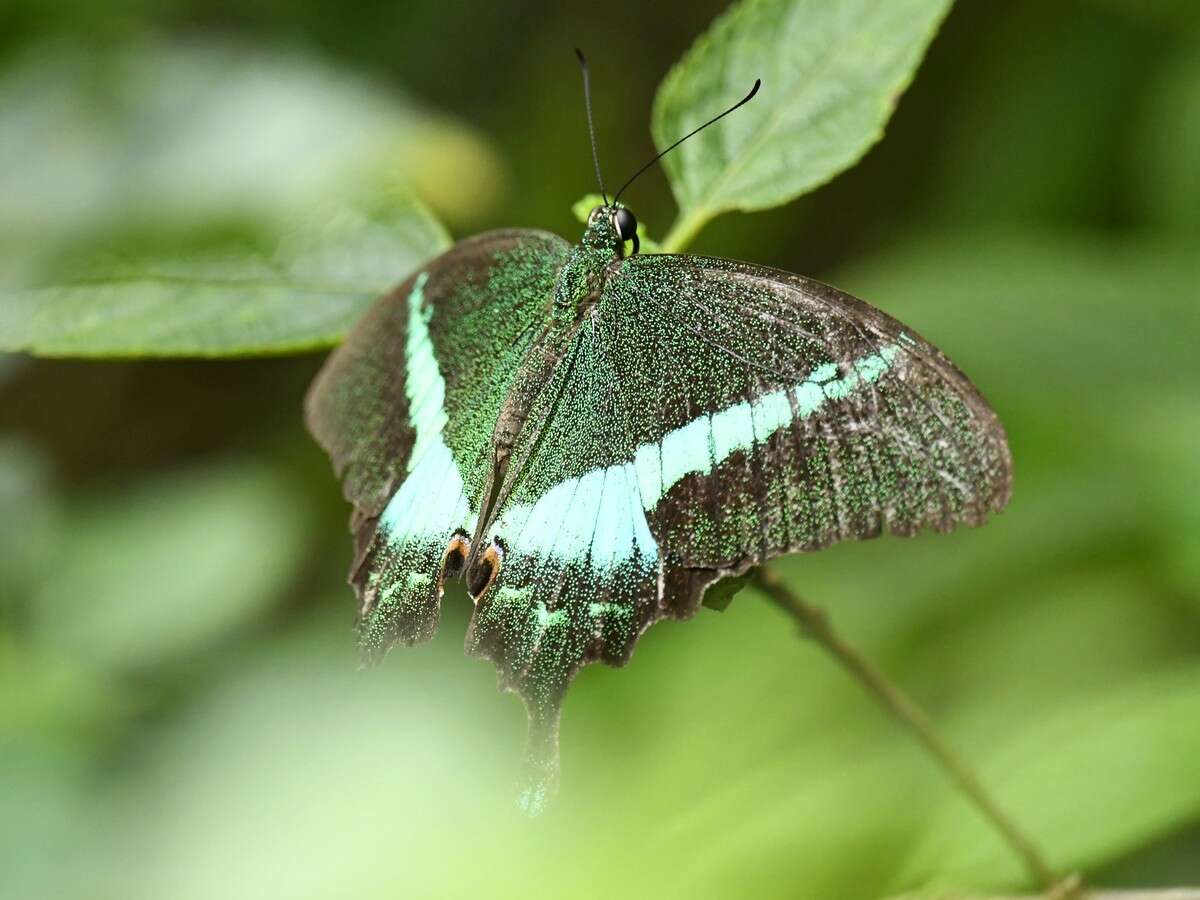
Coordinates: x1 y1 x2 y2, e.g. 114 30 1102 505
653 0 954 251
0 192 449 357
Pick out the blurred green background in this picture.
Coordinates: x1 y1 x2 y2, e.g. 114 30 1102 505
1 0 1199 897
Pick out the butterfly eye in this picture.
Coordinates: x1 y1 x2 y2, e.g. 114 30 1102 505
612 207 638 242
466 540 505 603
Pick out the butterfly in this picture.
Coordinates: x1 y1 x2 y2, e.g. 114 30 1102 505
305 53 1011 812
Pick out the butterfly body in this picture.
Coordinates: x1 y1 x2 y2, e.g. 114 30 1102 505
464 217 619 559
306 204 1011 809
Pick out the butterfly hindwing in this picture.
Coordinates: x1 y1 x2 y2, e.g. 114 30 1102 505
305 229 571 655
465 313 661 699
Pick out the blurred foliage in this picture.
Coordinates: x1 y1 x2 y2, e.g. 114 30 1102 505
1135 33 1200 231
28 461 313 669
0 38 475 354
1 0 1198 898
0 40 491 238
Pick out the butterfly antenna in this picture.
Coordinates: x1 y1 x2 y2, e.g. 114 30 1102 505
574 48 609 206
613 78 761 204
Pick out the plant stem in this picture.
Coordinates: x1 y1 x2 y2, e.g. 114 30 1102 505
749 566 1062 891
659 207 713 254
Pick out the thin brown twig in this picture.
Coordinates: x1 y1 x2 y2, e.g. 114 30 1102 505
750 566 1062 891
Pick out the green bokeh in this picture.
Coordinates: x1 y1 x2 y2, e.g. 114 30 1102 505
1 1 1198 897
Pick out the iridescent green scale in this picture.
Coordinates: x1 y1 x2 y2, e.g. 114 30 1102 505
306 207 1011 811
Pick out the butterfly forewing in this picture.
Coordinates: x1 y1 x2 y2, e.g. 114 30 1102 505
604 254 1013 572
305 229 570 655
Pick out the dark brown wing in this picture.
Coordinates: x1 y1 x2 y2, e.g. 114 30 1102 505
304 228 571 653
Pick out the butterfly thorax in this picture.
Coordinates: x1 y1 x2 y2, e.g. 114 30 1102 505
466 223 624 566
550 216 624 322
498 217 625 451
579 208 623 253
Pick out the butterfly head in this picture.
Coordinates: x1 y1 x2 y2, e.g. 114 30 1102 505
573 49 758 264
582 204 640 257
